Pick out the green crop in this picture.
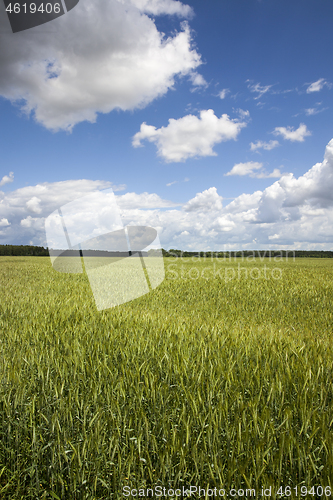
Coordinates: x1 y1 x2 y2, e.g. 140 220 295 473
0 256 333 499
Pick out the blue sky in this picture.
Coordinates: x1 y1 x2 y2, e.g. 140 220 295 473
1 0 333 250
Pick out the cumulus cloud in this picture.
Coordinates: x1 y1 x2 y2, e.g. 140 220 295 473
20 216 36 228
225 161 263 177
273 123 311 142
115 192 179 209
0 179 114 245
254 139 333 225
2 139 333 250
250 140 279 151
0 172 14 187
128 0 193 17
256 169 282 179
225 161 281 179
132 109 247 162
183 187 223 212
102 140 333 248
0 0 200 131
26 196 42 214
306 78 331 93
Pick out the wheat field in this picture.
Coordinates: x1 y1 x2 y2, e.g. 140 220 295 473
0 256 333 499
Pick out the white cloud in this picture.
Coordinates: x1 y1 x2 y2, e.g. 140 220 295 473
189 72 208 89
0 218 10 227
225 162 281 179
254 139 333 225
0 179 113 245
250 140 279 151
235 109 250 119
306 78 331 93
26 196 42 214
247 81 273 100
273 123 311 142
183 187 223 212
218 88 230 99
0 0 200 131
132 109 247 162
167 177 189 186
0 172 14 187
128 0 193 17
305 107 327 116
256 169 282 179
115 192 178 209
2 139 333 250
20 216 35 228
225 161 263 177
224 191 262 215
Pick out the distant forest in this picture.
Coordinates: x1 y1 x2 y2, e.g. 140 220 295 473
0 245 148 257
162 249 333 258
0 244 333 258
0 245 49 256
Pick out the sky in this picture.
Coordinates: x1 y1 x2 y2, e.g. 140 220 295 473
1 0 333 251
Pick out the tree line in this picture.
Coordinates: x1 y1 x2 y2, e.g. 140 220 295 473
0 244 49 256
162 248 333 258
0 244 332 258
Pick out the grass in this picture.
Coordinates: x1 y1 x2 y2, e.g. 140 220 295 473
0 256 333 499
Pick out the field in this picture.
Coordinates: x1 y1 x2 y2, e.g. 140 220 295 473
0 255 333 499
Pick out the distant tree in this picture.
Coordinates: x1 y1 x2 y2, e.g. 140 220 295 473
0 244 49 256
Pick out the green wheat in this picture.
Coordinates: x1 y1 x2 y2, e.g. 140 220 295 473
0 256 332 499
